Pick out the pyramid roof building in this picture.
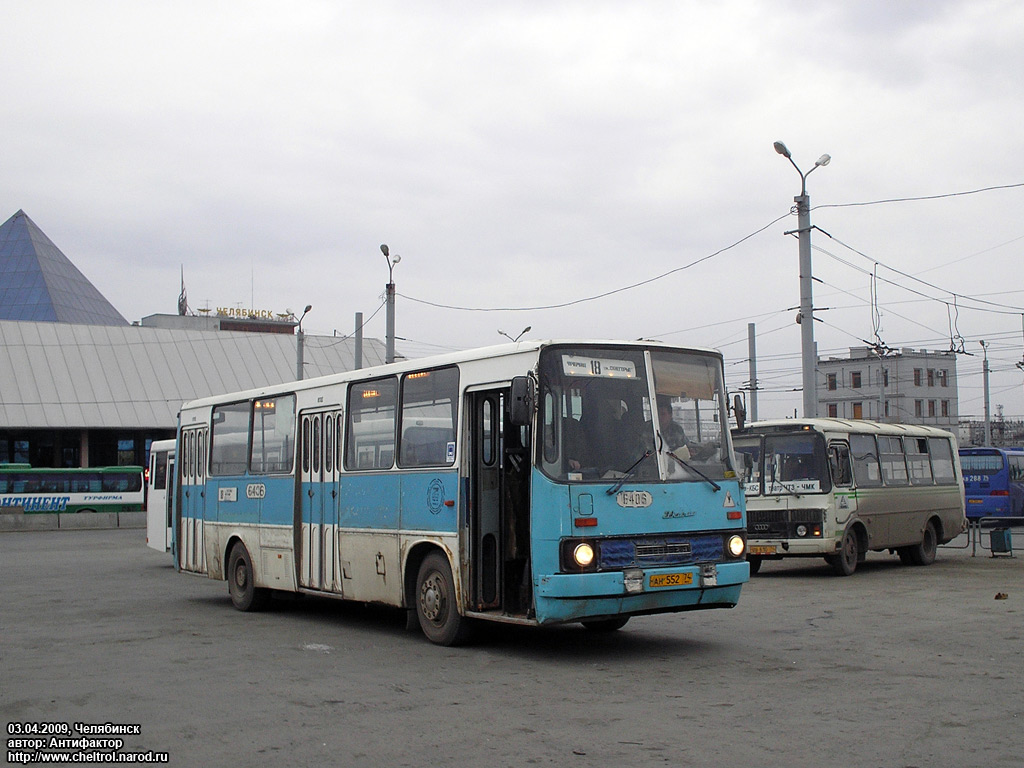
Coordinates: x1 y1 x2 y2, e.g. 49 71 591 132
0 210 128 325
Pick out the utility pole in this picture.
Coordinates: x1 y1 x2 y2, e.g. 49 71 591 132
981 340 992 444
354 311 363 370
774 141 831 419
747 323 758 423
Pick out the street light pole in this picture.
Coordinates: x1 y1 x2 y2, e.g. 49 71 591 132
296 304 312 381
775 141 831 419
498 326 531 343
381 244 401 364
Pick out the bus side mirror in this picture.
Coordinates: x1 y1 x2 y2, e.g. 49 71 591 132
733 393 746 430
509 376 535 427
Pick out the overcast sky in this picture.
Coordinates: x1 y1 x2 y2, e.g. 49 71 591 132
5 0 1024 420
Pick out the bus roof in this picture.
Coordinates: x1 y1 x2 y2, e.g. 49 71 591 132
733 417 956 440
178 338 723 413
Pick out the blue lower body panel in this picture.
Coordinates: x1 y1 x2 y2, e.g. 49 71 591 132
533 561 748 624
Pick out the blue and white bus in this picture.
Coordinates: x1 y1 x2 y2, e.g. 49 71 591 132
173 340 748 644
959 447 1024 521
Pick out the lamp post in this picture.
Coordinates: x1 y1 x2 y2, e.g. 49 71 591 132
381 244 401 364
774 140 831 419
295 304 312 381
498 326 531 343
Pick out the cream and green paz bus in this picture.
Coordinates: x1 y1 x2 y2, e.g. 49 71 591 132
731 419 965 576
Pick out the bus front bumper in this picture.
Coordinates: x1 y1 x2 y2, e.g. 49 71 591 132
533 561 748 624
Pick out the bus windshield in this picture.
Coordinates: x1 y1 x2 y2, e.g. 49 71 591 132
735 431 830 496
764 433 830 494
538 346 732 482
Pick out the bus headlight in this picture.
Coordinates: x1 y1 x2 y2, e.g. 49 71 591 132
727 535 745 558
574 542 595 568
560 539 599 572
796 524 808 537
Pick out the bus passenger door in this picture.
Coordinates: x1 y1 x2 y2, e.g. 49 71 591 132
470 392 502 610
178 428 208 574
322 411 341 592
165 456 176 552
299 410 342 593
468 390 532 616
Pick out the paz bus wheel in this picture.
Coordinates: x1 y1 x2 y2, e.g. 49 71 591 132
228 542 270 611
416 552 470 646
832 528 859 576
909 520 938 566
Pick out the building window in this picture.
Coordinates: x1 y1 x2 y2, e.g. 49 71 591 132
881 369 889 387
827 373 837 391
915 400 923 417
850 371 862 388
939 369 948 387
928 400 936 417
927 369 935 387
884 400 890 417
852 402 863 419
941 400 949 417
914 368 922 386
828 403 838 417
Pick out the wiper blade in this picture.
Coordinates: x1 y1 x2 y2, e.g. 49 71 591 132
666 450 721 492
606 450 653 495
769 464 801 497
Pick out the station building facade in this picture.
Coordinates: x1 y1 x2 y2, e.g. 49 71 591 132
0 210 386 468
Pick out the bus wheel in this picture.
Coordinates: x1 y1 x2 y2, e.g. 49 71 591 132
581 617 630 632
416 552 470 646
748 556 762 575
909 520 938 566
228 542 270 612
831 528 859 576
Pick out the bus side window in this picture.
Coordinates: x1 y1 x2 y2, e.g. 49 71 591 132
829 444 852 487
849 434 882 487
345 377 398 471
928 437 957 485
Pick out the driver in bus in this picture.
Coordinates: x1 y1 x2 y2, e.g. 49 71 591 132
657 396 690 457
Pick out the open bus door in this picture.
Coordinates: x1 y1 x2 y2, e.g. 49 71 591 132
468 387 532 617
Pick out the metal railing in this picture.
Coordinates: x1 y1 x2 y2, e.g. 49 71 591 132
968 516 1023 557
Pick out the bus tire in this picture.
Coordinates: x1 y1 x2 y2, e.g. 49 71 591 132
581 617 630 632
908 519 938 566
416 552 470 646
228 542 270 612
748 556 762 575
831 527 860 576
